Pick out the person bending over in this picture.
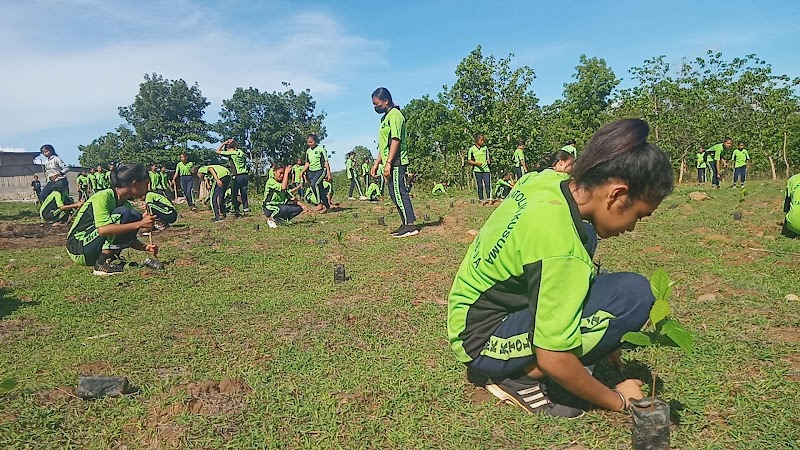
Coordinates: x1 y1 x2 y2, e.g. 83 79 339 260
263 164 304 228
40 191 82 225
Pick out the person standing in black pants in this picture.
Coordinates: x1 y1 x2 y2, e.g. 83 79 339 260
371 87 418 238
172 152 197 212
217 138 250 216
300 134 332 213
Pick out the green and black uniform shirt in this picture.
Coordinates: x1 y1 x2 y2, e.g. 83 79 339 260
468 145 490 173
306 145 329 172
77 174 90 191
197 165 231 181
785 174 800 234
40 191 73 222
432 183 446 195
176 161 194 176
149 170 162 191
378 107 409 166
696 152 706 169
448 170 594 363
94 171 107 190
219 148 248 175
513 148 526 171
361 162 370 177
366 182 380 200
345 159 356 179
707 143 724 163
731 148 750 168
66 189 135 265
292 165 304 185
262 178 294 206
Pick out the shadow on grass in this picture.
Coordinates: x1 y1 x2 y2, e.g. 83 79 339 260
0 287 36 321
417 217 444 229
0 209 38 222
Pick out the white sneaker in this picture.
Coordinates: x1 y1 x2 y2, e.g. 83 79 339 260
359 196 367 201
267 218 278 229
348 197 355 200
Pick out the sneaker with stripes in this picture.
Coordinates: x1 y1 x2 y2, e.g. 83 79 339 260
484 377 584 418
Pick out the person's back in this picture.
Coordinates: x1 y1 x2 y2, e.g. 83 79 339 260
784 173 800 237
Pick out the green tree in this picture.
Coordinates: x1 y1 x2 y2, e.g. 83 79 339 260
558 55 620 147
350 145 374 163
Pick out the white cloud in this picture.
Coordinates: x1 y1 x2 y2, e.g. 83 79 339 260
0 1 386 138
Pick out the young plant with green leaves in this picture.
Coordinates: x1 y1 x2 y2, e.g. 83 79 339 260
622 268 695 400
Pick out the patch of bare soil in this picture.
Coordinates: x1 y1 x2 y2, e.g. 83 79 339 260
0 223 67 249
768 327 800 343
131 379 251 449
707 234 732 243
466 386 494 405
35 385 77 406
0 317 42 343
77 360 113 375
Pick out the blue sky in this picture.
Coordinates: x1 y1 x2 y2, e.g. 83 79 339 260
1 0 798 170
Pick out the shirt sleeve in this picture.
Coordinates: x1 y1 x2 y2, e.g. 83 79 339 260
531 256 593 352
389 112 404 143
93 195 116 228
218 150 236 156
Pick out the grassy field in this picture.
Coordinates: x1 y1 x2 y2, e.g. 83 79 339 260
0 180 799 449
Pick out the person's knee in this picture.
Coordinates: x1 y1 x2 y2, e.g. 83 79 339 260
594 272 654 326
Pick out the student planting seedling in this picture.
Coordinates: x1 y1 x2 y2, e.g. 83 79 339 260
494 172 514 200
705 138 732 189
262 164 305 228
144 191 178 229
40 191 83 225
198 164 232 222
66 164 158 276
447 119 674 417
365 177 381 202
432 181 447 196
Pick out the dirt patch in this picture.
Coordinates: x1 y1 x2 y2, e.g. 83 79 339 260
0 223 67 249
35 385 77 406
0 413 16 424
641 245 663 253
466 386 494 404
691 227 712 235
768 327 800 343
77 360 113 375
173 258 196 268
707 234 732 243
0 317 42 343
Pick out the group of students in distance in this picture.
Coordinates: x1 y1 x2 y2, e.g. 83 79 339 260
695 139 751 188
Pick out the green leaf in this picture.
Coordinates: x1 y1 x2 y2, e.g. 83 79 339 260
649 299 671 326
650 268 673 302
622 331 654 346
662 319 695 354
0 377 18 393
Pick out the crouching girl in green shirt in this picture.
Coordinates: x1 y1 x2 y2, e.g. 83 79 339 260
66 164 157 276
447 119 674 418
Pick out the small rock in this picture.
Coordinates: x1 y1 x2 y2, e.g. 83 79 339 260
352 213 358 219
698 293 718 302
733 211 743 221
377 217 385 226
424 214 430 221
317 239 327 245
254 224 260 231
785 294 799 302
467 229 479 236
76 376 136 400
688 192 709 201
470 199 476 204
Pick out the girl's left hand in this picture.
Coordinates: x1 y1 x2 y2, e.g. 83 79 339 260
146 244 159 256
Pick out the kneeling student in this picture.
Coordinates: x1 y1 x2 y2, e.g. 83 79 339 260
40 191 83 224
494 173 514 200
365 177 381 202
432 181 447 196
66 164 157 276
145 191 178 227
783 172 800 238
262 164 304 228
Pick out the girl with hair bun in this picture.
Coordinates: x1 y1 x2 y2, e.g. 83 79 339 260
448 119 674 418
66 164 157 276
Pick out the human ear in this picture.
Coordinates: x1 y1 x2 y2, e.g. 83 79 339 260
606 183 630 210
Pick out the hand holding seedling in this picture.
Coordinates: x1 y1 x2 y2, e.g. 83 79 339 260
139 212 155 230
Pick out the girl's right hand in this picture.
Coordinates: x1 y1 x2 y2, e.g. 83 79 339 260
614 379 645 407
140 213 156 230
216 180 223 187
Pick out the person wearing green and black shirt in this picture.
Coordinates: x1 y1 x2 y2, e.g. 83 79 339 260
782 172 800 238
346 152 365 200
149 163 163 194
94 165 108 190
432 181 447 196
494 173 514 200
77 170 91 201
361 157 371 193
371 87 418 237
731 142 750 188
705 138 732 188
292 157 306 197
88 168 97 194
696 147 707 184
217 138 250 215
468 133 492 205
561 139 577 158
300 134 332 213
198 165 232 222
40 190 82 224
513 140 527 180
172 152 197 211
66 164 157 275
159 166 172 199
262 164 304 228
365 177 381 202
144 191 178 226
448 119 673 418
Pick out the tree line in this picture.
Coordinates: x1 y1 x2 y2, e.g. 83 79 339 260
79 48 800 185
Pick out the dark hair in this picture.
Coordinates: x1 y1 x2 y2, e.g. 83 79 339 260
516 139 525 147
566 139 576 145
274 163 286 171
535 150 574 172
723 137 733 143
180 152 189 157
371 87 393 104
473 133 484 143
307 134 318 143
40 144 56 155
570 119 673 205
738 141 746 146
110 164 149 189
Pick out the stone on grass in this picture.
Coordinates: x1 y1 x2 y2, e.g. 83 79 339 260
733 211 743 221
698 293 718 302
76 376 136 400
785 294 799 302
688 192 709 201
